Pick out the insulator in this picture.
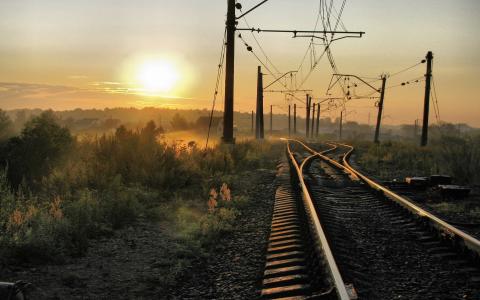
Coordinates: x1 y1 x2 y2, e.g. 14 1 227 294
401 83 406 86
247 46 253 51
421 59 426 63
235 3 243 10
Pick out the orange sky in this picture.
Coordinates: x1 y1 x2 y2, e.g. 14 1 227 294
0 0 479 126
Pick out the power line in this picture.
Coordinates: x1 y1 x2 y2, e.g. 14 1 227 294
238 8 282 75
432 75 441 123
389 61 425 78
238 34 310 105
385 76 425 90
205 28 227 150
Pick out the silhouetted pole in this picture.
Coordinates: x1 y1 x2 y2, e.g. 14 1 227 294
293 104 297 135
270 105 273 135
315 103 320 137
251 111 254 134
414 119 418 139
255 66 264 139
421 51 433 147
288 105 291 137
305 94 310 138
339 111 343 140
222 0 236 144
374 75 387 143
311 103 316 138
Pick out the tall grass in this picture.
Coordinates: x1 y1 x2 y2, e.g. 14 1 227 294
0 118 279 262
354 133 480 185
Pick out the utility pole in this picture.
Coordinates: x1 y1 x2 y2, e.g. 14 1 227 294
270 105 273 135
311 102 316 138
251 111 254 134
421 51 433 147
255 66 264 139
414 119 418 139
339 111 343 140
221 0 365 144
288 105 291 137
305 94 311 138
293 104 297 135
374 75 387 143
222 0 236 144
315 103 320 137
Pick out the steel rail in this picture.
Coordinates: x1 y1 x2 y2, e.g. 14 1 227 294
291 140 359 181
336 142 480 259
286 140 351 300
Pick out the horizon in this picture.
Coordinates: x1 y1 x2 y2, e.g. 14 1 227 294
3 106 478 129
1 0 479 126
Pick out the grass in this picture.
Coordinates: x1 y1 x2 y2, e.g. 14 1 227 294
353 134 480 186
0 118 281 265
430 202 480 220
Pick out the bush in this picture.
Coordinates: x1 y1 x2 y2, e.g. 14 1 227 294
0 118 276 263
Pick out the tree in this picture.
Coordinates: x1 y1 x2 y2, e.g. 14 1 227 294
170 113 190 131
3 111 73 187
0 110 14 141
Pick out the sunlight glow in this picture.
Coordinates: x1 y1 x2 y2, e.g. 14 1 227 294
136 60 179 94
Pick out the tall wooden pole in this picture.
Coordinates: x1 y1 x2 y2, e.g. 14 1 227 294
255 66 264 139
421 51 433 147
339 111 343 140
270 105 273 135
288 105 291 137
293 104 297 135
222 0 236 143
315 103 320 137
311 102 316 138
374 75 387 143
251 111 254 134
306 95 310 138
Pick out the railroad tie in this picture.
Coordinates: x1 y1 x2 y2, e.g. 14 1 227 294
261 186 311 299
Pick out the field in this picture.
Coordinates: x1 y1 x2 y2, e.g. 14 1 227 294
0 110 284 298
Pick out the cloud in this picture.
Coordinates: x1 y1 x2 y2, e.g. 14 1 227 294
68 75 89 80
0 82 211 111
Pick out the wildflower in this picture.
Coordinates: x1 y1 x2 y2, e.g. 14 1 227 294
50 196 63 220
9 209 24 227
208 188 218 213
220 183 231 202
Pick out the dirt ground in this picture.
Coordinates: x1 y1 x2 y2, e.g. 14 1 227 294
0 168 277 299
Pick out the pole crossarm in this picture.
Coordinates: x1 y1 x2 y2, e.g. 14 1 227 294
264 89 312 93
332 74 380 93
236 28 365 38
264 71 297 90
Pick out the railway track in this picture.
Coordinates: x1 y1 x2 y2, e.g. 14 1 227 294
260 140 480 299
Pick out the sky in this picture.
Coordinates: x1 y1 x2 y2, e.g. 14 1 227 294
0 0 479 126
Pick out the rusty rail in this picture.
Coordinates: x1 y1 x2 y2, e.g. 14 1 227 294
286 140 352 300
337 142 480 260
296 139 480 261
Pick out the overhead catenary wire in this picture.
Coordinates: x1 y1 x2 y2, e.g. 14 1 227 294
205 28 227 150
431 75 441 123
385 76 425 90
389 61 425 78
238 8 282 75
238 33 308 104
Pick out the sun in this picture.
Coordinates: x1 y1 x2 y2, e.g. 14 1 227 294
136 60 179 94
